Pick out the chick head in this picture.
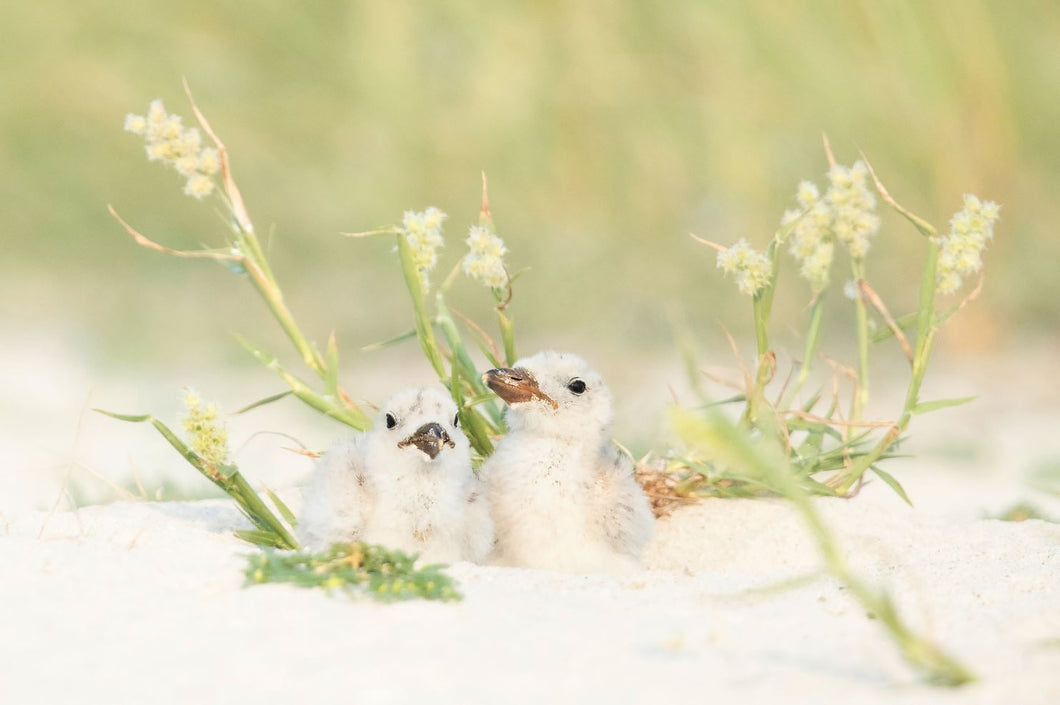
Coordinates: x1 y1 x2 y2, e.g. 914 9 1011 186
483 351 613 439
365 387 470 471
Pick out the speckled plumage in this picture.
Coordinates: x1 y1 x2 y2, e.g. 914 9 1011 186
298 387 494 564
483 352 654 573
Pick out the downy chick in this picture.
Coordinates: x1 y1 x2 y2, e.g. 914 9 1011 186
482 352 653 573
298 387 494 563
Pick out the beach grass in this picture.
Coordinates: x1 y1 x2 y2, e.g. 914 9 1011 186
95 86 998 683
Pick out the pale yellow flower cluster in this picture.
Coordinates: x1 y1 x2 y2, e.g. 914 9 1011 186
181 388 229 468
717 239 772 296
402 207 447 288
462 225 508 289
780 161 881 291
782 180 835 292
826 161 880 258
936 195 1000 294
124 100 220 199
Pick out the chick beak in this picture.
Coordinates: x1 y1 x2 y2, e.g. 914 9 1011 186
398 422 455 460
483 367 558 409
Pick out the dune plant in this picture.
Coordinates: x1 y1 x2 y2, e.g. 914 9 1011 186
246 542 462 602
110 85 370 431
655 139 997 685
97 389 298 549
102 86 991 677
100 85 520 559
659 139 998 507
341 174 519 460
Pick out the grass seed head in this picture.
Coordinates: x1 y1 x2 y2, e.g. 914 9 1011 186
936 194 1001 293
463 224 508 288
826 161 880 259
783 185 834 292
716 238 772 296
401 207 447 288
181 387 229 468
125 99 218 200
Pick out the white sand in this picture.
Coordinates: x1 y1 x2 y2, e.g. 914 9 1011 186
3 343 1060 702
2 485 1057 704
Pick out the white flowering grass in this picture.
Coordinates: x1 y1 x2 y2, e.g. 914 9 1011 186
683 141 1000 501
125 99 220 199
401 207 447 289
716 239 772 296
936 195 1000 293
101 88 989 683
463 224 508 289
673 139 1001 686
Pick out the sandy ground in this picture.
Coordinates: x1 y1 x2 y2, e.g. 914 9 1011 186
1 488 1057 705
2 340 1060 703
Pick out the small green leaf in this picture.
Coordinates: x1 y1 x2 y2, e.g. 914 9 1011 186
870 466 913 507
324 331 340 395
800 475 838 496
233 391 293 415
362 329 417 353
463 393 498 408
266 487 298 527
800 389 823 414
871 312 917 343
912 396 976 415
702 394 747 409
93 408 151 423
235 529 286 548
235 334 276 366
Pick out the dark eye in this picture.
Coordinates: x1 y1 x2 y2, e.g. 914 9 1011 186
385 413 397 429
567 379 587 395
453 413 460 428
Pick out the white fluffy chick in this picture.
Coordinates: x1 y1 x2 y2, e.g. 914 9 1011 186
482 351 654 573
298 387 494 564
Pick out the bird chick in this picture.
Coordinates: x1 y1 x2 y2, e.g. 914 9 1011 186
482 351 654 573
298 387 494 564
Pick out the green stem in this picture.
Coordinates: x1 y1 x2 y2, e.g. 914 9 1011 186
229 473 299 549
396 235 447 379
435 295 504 432
754 237 783 357
447 362 496 457
837 241 940 492
231 225 327 377
239 336 370 430
898 239 941 429
850 257 870 423
781 295 825 410
746 239 782 426
496 306 517 367
236 228 278 290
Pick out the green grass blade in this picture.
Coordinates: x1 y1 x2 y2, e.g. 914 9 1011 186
912 396 976 415
232 391 293 415
701 394 747 409
266 487 298 527
235 529 287 548
98 405 299 550
361 328 417 353
93 409 151 423
236 335 370 430
324 331 340 395
872 312 917 343
870 466 914 507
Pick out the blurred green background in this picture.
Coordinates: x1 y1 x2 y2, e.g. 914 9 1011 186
3 0 1058 376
